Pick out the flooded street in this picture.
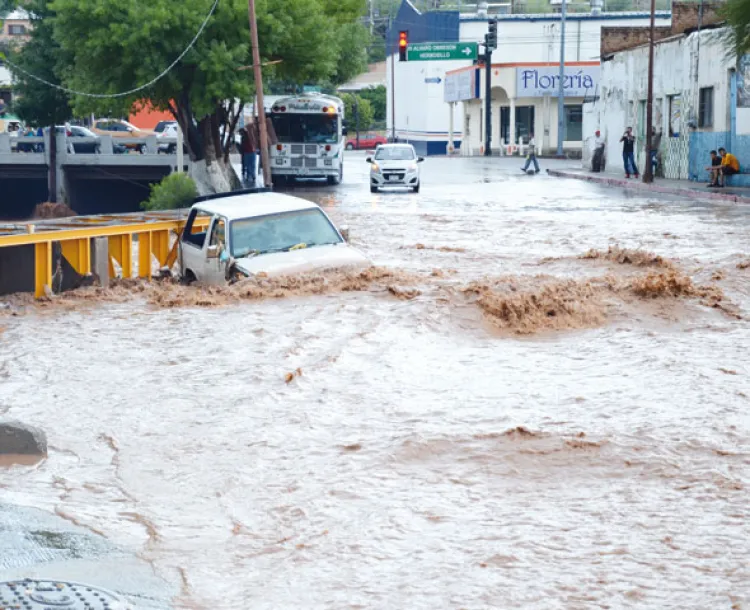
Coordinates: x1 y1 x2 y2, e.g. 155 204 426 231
1 153 750 608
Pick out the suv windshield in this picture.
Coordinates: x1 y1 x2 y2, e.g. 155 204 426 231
374 146 415 161
230 208 342 258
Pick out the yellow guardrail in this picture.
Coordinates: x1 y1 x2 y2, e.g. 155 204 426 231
0 212 210 297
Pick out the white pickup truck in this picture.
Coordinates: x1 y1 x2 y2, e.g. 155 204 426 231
178 190 370 284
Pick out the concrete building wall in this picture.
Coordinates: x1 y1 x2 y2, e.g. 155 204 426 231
583 27 750 183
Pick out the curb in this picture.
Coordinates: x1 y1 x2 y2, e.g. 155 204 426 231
546 169 750 204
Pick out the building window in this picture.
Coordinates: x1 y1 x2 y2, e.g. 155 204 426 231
699 87 713 128
564 105 582 142
668 94 682 137
8 24 27 35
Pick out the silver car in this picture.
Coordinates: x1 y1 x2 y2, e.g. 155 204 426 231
367 143 424 193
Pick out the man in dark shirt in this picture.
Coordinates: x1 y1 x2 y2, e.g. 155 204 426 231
704 150 722 186
620 127 639 178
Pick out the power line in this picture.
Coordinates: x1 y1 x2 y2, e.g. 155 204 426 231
0 0 219 99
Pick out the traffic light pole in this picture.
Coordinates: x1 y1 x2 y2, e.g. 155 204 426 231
484 45 491 157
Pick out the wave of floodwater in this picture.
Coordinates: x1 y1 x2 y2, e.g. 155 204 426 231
1 157 749 608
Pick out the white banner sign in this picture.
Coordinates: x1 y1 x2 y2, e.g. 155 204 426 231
516 66 599 98
444 69 478 103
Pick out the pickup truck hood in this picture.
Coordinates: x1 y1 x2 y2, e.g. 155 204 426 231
233 244 370 277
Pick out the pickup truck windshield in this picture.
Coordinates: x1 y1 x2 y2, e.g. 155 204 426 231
230 208 343 258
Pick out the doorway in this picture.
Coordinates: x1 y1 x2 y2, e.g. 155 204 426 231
500 106 535 144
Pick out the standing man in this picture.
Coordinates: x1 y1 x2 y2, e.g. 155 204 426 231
620 127 639 179
520 133 540 174
649 126 662 177
241 123 258 186
592 130 606 172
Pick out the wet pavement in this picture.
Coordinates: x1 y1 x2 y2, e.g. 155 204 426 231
1 152 750 608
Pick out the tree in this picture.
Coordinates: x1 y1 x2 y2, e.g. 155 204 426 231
342 92 373 132
723 0 750 57
51 0 368 194
358 85 385 122
11 0 73 203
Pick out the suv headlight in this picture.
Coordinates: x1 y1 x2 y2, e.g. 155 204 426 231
407 163 418 171
371 162 380 173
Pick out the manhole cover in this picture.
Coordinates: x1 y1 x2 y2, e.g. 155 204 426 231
0 579 130 609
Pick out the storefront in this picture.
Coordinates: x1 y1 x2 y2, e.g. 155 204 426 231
449 62 598 156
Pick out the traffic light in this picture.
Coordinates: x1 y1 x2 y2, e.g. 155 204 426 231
399 30 408 61
487 19 497 50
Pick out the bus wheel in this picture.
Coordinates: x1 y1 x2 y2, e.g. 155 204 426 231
327 166 343 186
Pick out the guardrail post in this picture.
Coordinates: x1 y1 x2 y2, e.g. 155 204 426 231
146 135 157 155
137 231 152 278
0 133 10 154
108 234 133 279
100 135 114 155
34 241 52 298
91 237 109 287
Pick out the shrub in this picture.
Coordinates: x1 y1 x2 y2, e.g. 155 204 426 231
141 172 198 211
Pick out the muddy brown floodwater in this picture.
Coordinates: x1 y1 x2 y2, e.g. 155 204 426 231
1 155 750 608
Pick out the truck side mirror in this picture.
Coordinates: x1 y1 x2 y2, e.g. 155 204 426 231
206 245 219 259
340 226 350 242
366 157 372 163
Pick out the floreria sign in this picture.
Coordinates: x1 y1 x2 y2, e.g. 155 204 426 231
516 66 599 98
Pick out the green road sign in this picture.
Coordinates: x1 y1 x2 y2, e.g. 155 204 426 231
406 42 478 62
303 85 321 93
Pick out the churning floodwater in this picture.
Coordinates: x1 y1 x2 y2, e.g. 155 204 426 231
1 154 749 608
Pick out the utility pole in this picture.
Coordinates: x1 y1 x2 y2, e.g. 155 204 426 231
391 49 396 142
354 99 360 149
247 0 272 188
643 0 656 183
484 19 497 156
556 0 566 157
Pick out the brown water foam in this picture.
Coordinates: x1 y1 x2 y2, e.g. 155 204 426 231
580 245 674 268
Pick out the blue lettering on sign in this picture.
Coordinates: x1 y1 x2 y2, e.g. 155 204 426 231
517 67 599 97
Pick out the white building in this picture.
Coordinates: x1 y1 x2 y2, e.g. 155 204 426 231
386 0 671 155
583 26 750 184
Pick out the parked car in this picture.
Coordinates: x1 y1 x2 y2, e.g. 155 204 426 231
157 122 187 154
345 133 387 150
91 119 154 153
154 120 176 134
179 191 369 285
367 143 423 193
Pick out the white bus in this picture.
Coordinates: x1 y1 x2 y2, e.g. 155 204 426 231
268 94 345 185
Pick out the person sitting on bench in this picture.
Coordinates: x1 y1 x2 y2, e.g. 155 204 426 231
711 147 740 188
705 150 722 186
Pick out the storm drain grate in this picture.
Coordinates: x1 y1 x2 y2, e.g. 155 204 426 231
0 579 130 609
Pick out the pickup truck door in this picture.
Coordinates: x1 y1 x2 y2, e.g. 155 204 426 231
201 216 228 285
179 208 212 281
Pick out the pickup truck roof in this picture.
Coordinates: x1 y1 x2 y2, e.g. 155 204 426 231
193 191 319 220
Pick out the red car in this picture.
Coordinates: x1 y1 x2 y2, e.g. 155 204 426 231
345 134 387 150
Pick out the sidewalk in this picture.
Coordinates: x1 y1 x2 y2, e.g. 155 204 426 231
547 166 750 204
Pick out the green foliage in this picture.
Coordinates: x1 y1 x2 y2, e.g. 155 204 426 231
722 0 750 57
51 0 368 118
142 172 198 211
0 0 15 14
342 92 373 131
358 85 385 122
11 0 72 128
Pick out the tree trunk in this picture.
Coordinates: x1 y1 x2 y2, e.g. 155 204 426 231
48 125 57 203
171 100 241 196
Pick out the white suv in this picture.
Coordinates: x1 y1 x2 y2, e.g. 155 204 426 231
367 143 424 193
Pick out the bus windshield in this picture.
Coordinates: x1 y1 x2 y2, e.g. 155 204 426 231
270 114 339 144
